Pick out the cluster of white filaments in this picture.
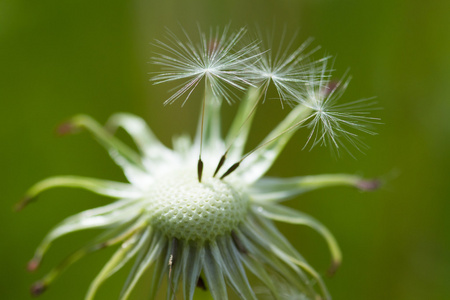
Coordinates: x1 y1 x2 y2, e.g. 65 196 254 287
19 25 380 300
152 26 259 105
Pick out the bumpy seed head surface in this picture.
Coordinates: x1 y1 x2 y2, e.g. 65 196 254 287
147 169 249 242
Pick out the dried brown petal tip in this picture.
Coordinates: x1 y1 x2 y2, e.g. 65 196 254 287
326 260 341 277
357 179 381 191
30 281 46 297
14 196 33 212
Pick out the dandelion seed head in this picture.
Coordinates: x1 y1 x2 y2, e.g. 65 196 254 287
147 168 248 242
20 26 380 300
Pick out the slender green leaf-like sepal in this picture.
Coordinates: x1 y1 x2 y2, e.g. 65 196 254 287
202 242 228 300
16 176 141 211
270 245 330 300
256 203 342 276
238 104 313 184
71 115 144 169
120 233 164 300
86 227 150 300
31 218 147 296
249 173 375 202
239 221 315 296
105 113 173 160
225 87 260 160
241 253 281 300
28 200 141 271
182 245 203 300
218 237 257 299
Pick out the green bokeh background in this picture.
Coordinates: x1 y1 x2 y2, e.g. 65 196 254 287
1 0 449 299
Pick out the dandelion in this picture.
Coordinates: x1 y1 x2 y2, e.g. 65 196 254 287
19 27 380 300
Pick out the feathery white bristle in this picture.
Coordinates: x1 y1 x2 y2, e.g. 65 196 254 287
245 27 327 107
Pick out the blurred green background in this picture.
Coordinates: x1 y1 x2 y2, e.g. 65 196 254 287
1 0 449 299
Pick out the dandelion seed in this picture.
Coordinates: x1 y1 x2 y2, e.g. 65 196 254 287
247 27 327 107
152 25 259 105
300 61 381 157
19 27 380 300
152 25 261 182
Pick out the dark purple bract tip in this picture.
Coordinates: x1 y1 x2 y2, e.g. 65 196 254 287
30 281 46 297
